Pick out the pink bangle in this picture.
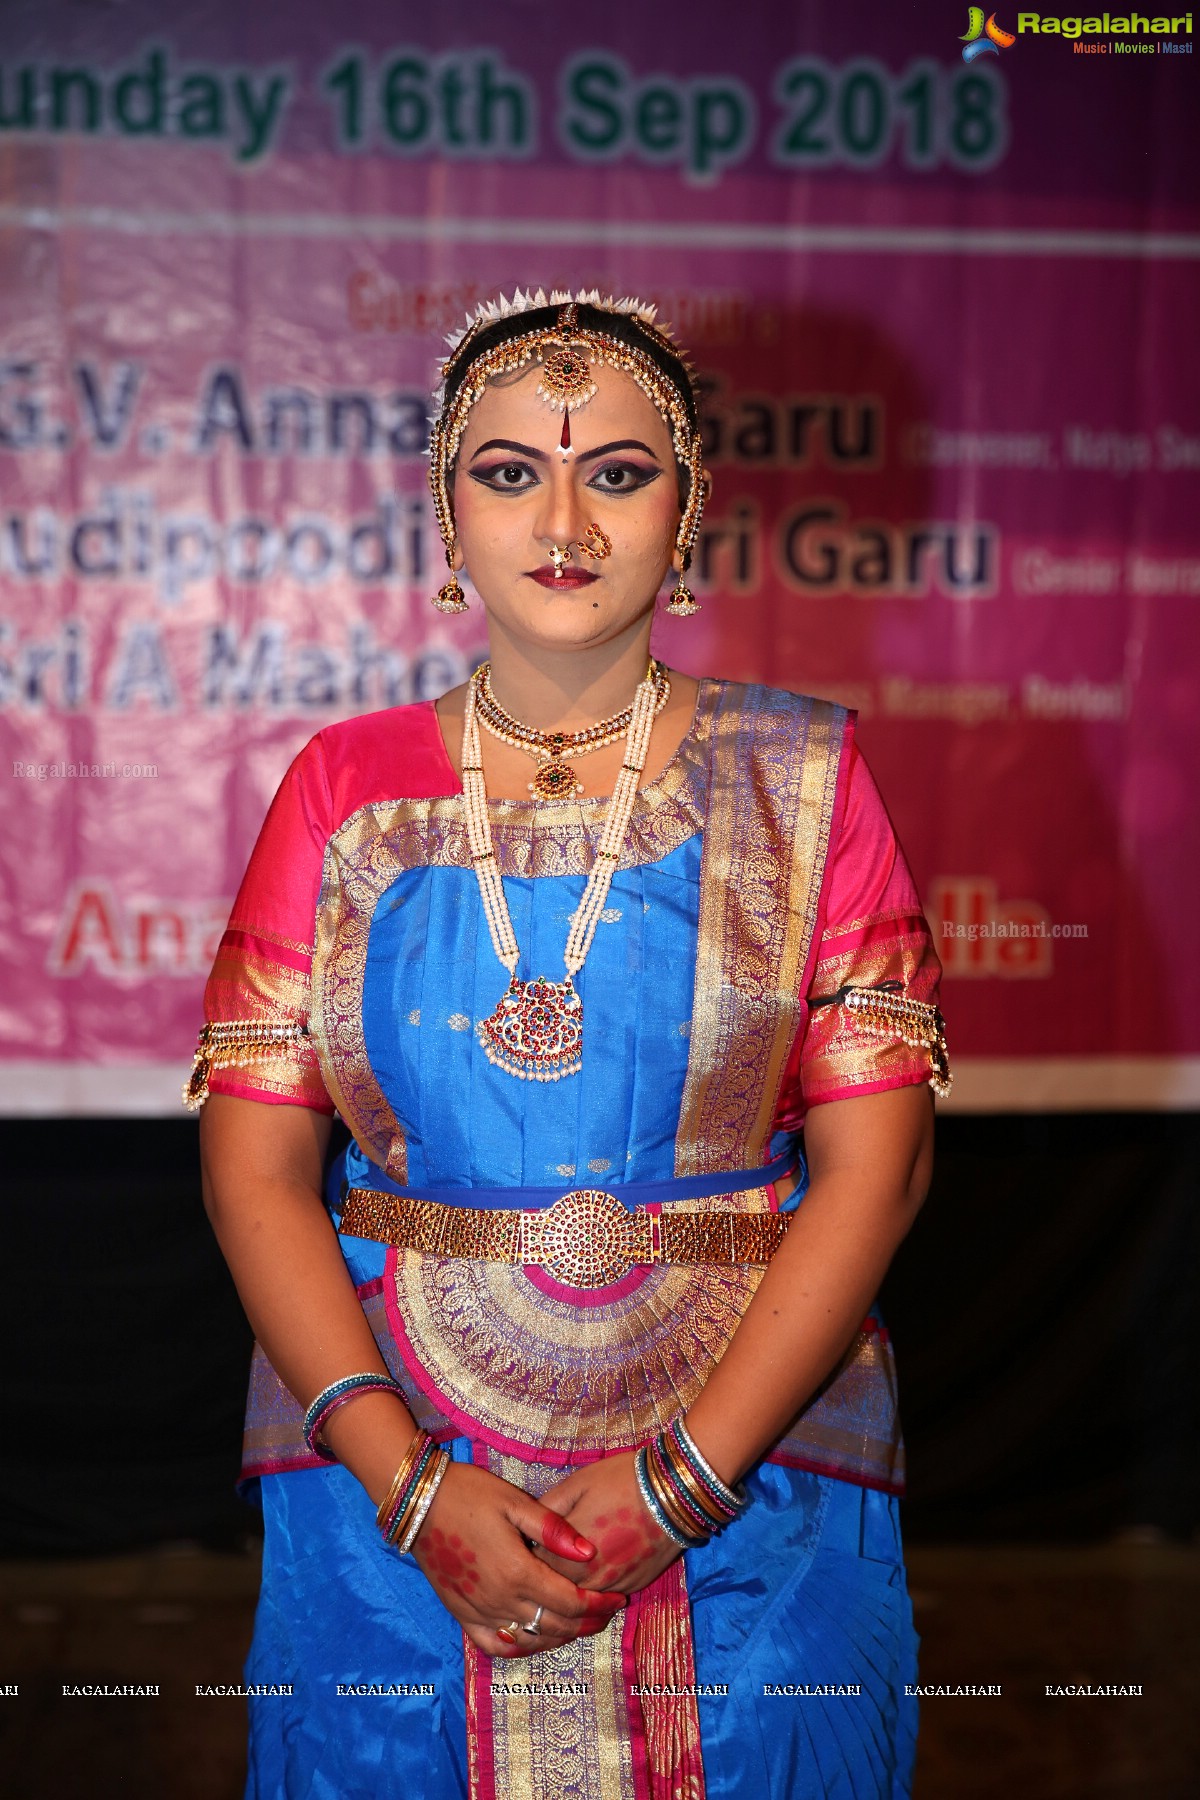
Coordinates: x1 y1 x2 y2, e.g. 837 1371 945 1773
302 1374 405 1460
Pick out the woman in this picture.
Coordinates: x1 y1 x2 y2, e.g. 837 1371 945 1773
192 290 950 1800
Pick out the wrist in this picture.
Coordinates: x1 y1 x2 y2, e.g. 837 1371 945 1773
633 1417 753 1550
317 1393 422 1506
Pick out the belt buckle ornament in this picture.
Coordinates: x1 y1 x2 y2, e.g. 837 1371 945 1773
521 1189 654 1288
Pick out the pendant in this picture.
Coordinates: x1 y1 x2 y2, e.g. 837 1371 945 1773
477 975 583 1081
528 752 584 803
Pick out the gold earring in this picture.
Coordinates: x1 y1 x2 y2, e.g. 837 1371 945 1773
666 443 704 616
431 544 469 614
432 574 468 613
665 582 700 617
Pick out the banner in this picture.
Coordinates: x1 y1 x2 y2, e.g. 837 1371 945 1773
2 1 1198 1112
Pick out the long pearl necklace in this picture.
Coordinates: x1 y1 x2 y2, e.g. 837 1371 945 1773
462 663 660 1081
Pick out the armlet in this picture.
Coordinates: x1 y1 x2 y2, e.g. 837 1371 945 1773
183 1019 312 1111
809 981 952 1099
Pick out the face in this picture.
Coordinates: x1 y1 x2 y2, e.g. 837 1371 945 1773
450 361 683 654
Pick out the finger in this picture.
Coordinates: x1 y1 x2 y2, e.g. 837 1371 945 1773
580 1594 626 1636
538 1509 596 1562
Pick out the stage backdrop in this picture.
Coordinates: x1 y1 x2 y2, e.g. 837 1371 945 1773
1 1 1197 1114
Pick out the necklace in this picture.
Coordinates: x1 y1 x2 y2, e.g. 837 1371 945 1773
474 660 670 802
462 663 661 1081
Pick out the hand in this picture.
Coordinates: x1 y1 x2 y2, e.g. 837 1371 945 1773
411 1461 626 1659
534 1451 683 1596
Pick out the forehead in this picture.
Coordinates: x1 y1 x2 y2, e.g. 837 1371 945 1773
458 361 675 457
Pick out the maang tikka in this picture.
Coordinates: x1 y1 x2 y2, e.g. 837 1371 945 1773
427 289 708 618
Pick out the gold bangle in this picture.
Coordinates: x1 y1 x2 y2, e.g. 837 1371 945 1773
375 1428 433 1533
654 1433 727 1532
643 1446 706 1542
389 1448 443 1549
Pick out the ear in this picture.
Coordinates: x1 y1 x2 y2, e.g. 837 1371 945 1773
449 538 465 572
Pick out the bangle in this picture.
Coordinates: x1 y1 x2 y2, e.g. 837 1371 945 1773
302 1373 405 1460
670 1417 750 1521
397 1449 451 1554
382 1437 439 1544
376 1429 434 1537
647 1437 714 1540
631 1418 753 1552
634 1446 694 1549
376 1436 452 1553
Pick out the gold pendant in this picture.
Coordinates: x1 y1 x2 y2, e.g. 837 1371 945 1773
528 754 584 802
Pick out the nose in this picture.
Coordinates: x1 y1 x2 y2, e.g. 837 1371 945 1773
532 461 589 555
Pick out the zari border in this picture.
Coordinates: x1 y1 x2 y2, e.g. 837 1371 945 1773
666 690 907 1491
674 686 845 1176
464 1445 702 1800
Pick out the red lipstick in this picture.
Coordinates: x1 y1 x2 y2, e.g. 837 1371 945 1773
526 568 599 590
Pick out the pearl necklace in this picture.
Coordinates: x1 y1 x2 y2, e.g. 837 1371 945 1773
474 660 670 802
462 663 660 1081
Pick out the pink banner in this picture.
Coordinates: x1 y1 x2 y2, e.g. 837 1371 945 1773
2 2 1198 1111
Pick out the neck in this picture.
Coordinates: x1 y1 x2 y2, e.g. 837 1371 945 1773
483 622 656 729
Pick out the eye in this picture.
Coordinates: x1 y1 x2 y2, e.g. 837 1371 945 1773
587 461 661 494
471 460 539 491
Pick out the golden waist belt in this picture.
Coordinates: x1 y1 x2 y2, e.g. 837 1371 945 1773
339 1185 792 1290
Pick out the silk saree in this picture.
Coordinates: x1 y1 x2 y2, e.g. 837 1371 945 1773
195 679 944 1799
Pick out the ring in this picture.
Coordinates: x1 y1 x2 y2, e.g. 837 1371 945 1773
520 1605 545 1637
497 1621 522 1646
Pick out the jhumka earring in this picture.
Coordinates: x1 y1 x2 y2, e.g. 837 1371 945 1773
665 578 700 618
431 543 469 614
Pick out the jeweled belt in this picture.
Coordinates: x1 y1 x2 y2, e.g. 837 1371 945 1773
338 1152 797 1291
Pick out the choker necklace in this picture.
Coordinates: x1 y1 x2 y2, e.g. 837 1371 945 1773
474 660 670 802
462 663 660 1081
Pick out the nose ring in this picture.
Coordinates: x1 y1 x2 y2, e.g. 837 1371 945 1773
545 526 612 581
576 524 612 561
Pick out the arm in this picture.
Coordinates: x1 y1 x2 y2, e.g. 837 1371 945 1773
536 1082 932 1592
202 1094 622 1655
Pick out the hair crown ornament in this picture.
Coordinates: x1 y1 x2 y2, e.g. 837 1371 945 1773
427 290 707 612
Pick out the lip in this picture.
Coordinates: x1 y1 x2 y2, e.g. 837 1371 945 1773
526 568 600 590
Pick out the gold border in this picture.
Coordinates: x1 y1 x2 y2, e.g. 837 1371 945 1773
674 686 845 1175
476 1448 637 1800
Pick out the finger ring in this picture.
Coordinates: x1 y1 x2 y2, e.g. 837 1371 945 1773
520 1605 545 1637
497 1621 522 1645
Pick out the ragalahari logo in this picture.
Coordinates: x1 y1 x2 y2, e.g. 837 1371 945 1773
960 8 1017 58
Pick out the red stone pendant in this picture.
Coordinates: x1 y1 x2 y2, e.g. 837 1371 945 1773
476 975 584 1081
528 754 584 802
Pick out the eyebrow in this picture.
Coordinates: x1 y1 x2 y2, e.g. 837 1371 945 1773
469 436 663 464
